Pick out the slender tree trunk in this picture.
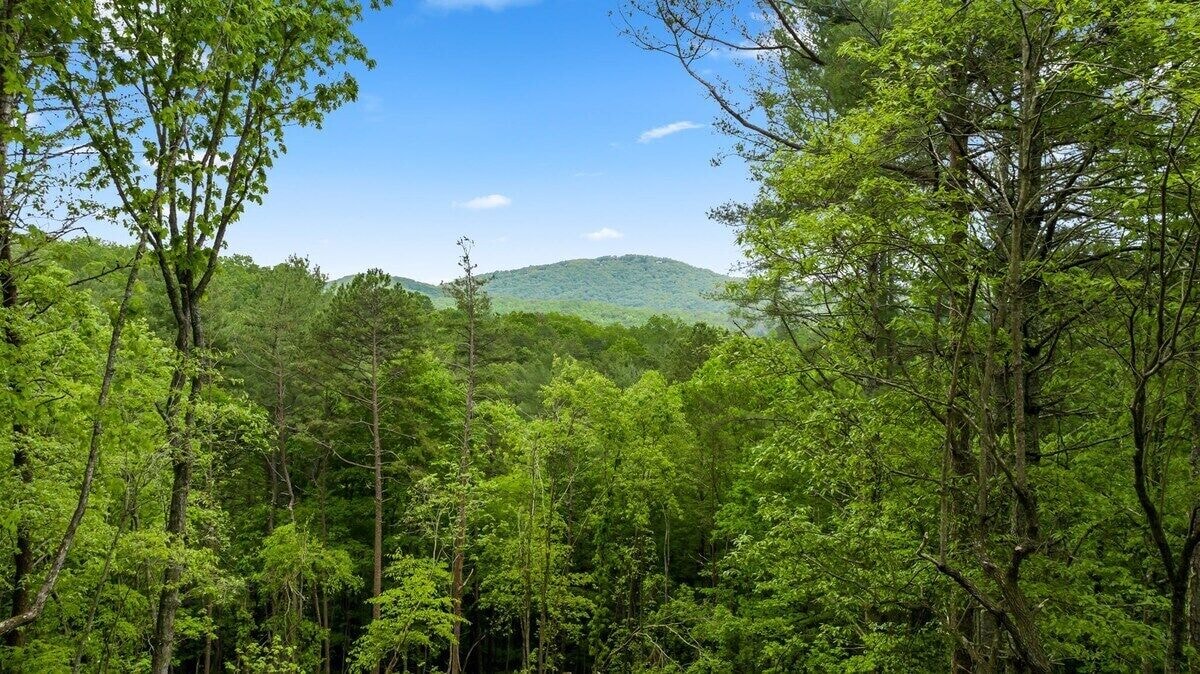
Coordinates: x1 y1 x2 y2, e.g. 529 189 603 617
151 286 204 674
537 477 552 674
940 29 983 668
371 340 383 623
664 508 670 603
1001 190 1050 674
522 451 535 674
202 601 213 674
275 365 296 519
319 458 335 674
991 24 1049 673
1189 358 1200 665
976 333 1002 674
265 451 278 533
323 591 333 674
450 268 478 674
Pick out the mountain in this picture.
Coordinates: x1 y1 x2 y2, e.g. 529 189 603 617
332 255 738 326
482 255 734 313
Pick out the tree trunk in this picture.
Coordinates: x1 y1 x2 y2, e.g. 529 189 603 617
265 451 278 533
275 365 296 519
371 340 384 625
1168 581 1189 674
537 475 552 674
450 277 478 674
992 24 1048 673
150 290 203 674
1187 353 1200 663
202 601 213 674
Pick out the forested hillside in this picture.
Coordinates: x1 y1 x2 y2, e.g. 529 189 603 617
333 255 737 327
7 0 1200 673
12 237 731 672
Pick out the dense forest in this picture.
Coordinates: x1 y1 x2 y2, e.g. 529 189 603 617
6 0 1200 672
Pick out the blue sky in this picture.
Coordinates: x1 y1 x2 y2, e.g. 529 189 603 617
225 0 756 282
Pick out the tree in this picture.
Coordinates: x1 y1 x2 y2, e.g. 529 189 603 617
55 0 375 666
629 0 1200 669
350 556 457 674
0 234 145 639
313 270 430 629
1099 101 1200 672
0 0 95 646
215 256 327 531
443 237 490 674
257 522 360 667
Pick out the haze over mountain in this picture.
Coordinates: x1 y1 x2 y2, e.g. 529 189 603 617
333 254 738 326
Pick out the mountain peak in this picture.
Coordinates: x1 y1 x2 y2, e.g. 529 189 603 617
481 254 727 279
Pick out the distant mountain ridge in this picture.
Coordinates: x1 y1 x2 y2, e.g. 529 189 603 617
332 254 737 326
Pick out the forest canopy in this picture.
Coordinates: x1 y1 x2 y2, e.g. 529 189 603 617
5 0 1200 673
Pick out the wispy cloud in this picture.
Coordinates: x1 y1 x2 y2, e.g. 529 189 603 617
425 0 536 9
638 121 703 143
360 93 384 122
707 43 773 61
583 227 623 241
457 194 512 210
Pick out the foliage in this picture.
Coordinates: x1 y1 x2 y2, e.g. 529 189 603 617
12 1 1200 672
349 556 457 673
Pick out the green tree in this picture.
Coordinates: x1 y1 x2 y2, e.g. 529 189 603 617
350 556 457 674
214 256 328 531
0 0 96 647
313 270 430 628
257 522 360 667
55 0 376 666
443 237 490 674
631 0 1200 670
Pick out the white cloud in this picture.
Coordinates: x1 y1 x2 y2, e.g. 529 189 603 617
360 94 384 121
638 121 703 143
426 0 536 9
457 194 512 210
583 227 623 241
707 43 774 62
188 150 230 168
